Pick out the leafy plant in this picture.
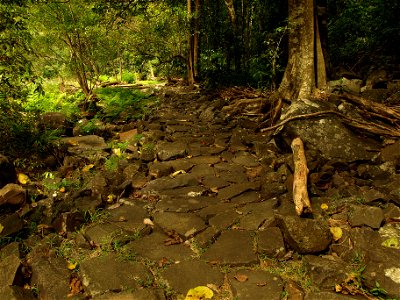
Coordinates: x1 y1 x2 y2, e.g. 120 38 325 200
95 87 152 121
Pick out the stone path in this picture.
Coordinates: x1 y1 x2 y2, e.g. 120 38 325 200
1 87 400 299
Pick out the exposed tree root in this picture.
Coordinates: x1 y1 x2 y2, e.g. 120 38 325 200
259 93 400 137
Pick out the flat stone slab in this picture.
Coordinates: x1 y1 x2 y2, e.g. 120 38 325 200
237 199 277 230
230 191 261 205
153 212 207 237
80 253 149 297
93 289 166 300
0 254 20 286
257 227 286 258
62 135 108 151
229 269 283 300
162 260 224 295
217 182 259 201
202 230 258 265
232 152 260 167
186 156 221 165
30 256 70 300
201 175 229 190
143 174 199 192
84 223 133 245
125 231 193 262
348 204 384 229
156 142 187 161
0 286 35 300
106 204 149 233
155 196 211 212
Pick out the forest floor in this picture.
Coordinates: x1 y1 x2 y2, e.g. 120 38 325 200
1 84 400 300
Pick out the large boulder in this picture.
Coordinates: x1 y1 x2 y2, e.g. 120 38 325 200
277 99 380 162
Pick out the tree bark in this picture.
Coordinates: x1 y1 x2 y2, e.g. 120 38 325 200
187 0 195 87
278 0 327 101
193 0 200 78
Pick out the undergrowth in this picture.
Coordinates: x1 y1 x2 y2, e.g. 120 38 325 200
95 87 153 121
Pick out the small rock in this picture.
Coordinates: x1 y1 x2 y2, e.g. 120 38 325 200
381 140 400 163
40 112 67 130
0 184 25 206
277 215 332 254
303 255 350 290
0 213 23 237
348 205 384 229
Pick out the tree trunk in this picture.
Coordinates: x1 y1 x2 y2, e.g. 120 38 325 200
224 0 241 72
278 0 327 101
193 0 200 79
187 0 195 87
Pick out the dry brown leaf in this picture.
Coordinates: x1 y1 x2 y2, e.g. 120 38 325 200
234 274 249 282
158 257 170 268
210 187 219 193
68 277 83 297
164 230 184 245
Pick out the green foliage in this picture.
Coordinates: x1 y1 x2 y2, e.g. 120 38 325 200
24 82 83 119
95 87 151 121
0 0 33 101
121 71 136 84
0 108 61 158
328 0 400 71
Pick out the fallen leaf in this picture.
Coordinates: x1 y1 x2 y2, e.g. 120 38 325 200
330 226 343 241
164 230 183 245
59 186 66 193
107 194 116 203
113 148 122 157
143 218 154 226
67 261 78 270
381 237 400 249
256 282 267 287
0 223 3 234
82 164 95 172
17 173 30 185
68 277 83 297
185 286 214 300
67 139 79 146
158 257 170 267
320 203 329 210
234 274 248 282
210 187 219 193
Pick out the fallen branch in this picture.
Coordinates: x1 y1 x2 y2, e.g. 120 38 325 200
291 137 312 216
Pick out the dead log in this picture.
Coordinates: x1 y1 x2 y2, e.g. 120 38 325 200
291 137 312 216
342 92 400 121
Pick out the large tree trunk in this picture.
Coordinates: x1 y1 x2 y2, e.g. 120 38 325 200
278 0 327 101
193 0 200 79
187 0 195 87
